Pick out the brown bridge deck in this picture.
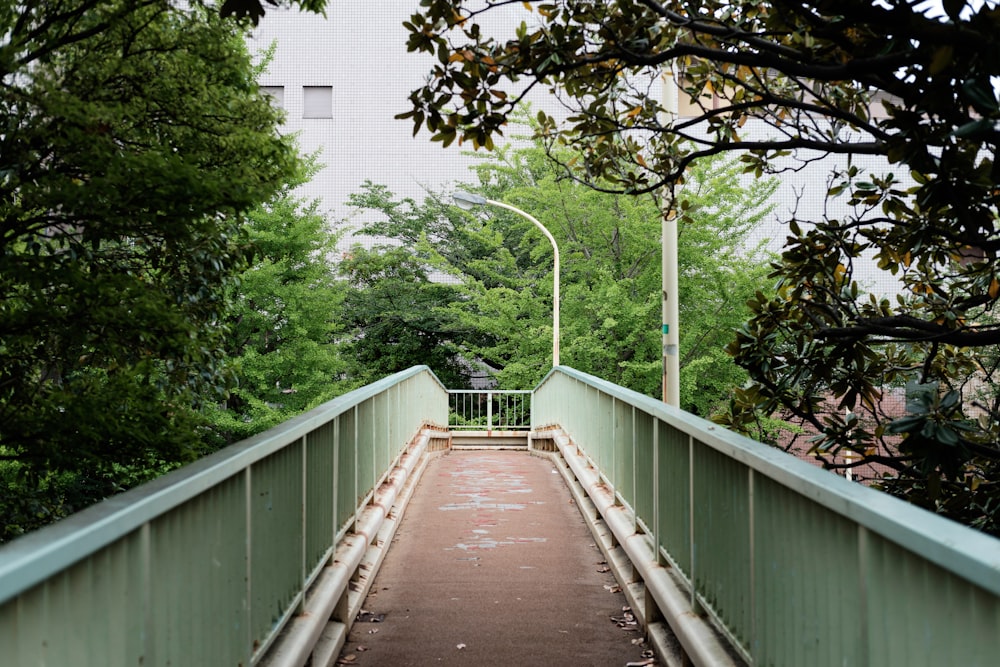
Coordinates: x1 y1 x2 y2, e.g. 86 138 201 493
336 449 657 666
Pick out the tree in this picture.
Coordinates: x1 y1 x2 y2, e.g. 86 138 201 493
342 182 506 388
346 176 571 390
338 244 475 389
0 1 298 537
205 184 349 445
398 1 1000 531
469 136 777 411
348 131 776 412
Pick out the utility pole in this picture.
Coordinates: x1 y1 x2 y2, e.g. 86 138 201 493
662 69 680 407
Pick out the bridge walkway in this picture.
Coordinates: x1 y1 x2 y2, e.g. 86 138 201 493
6 368 996 667
336 449 656 666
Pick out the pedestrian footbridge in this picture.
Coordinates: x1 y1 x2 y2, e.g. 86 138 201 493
2 366 999 666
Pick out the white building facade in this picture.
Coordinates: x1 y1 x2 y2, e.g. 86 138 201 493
250 3 533 231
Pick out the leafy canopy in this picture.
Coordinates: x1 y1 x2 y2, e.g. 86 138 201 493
398 0 1000 532
205 181 349 446
338 243 474 389
347 129 775 414
0 2 298 508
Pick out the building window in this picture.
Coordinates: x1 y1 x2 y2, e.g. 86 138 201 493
260 86 284 108
303 86 332 119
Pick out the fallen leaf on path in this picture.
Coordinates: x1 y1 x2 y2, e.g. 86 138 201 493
611 609 638 629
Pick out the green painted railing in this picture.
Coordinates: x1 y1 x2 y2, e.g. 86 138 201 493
0 366 448 667
8 363 1000 666
533 366 1000 667
447 389 532 430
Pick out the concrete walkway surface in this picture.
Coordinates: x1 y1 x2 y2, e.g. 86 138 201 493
336 450 658 666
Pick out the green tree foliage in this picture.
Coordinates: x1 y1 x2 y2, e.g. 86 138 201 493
205 186 348 445
348 135 775 414
0 2 297 538
346 180 564 390
471 139 776 409
341 182 498 388
398 1 1000 531
338 244 473 389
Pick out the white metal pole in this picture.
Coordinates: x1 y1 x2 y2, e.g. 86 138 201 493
662 69 680 406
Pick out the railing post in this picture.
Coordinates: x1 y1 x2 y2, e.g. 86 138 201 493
688 433 704 615
487 391 494 430
300 435 308 614
352 404 360 533
653 419 665 566
332 415 339 557
244 466 253 658
857 525 871 663
748 467 756 654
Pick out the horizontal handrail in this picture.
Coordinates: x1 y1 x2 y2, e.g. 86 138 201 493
534 365 1000 666
0 366 448 667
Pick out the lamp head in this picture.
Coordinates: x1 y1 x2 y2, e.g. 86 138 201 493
452 190 488 211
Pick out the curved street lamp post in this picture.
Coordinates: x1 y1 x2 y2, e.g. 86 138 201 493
452 191 560 367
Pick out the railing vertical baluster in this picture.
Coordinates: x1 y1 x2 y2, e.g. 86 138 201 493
300 435 307 614
748 467 756 659
141 522 153 665
689 432 699 613
332 415 339 556
445 390 533 431
244 466 253 659
653 419 662 566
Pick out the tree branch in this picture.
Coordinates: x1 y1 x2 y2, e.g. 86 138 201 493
817 316 1000 346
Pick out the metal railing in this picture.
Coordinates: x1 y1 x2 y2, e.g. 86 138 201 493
7 363 1000 666
447 389 532 430
533 366 1000 667
0 366 448 667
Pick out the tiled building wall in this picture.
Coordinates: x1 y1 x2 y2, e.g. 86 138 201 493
249 3 544 252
